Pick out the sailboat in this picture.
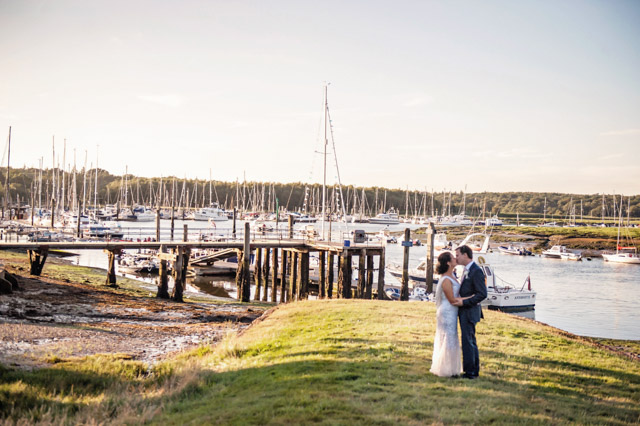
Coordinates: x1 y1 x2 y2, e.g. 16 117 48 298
602 195 640 264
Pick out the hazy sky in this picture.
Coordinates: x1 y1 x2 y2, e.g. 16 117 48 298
1 0 639 195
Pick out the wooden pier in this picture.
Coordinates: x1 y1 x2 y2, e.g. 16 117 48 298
0 222 390 304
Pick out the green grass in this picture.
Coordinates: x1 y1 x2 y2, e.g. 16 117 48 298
2 300 638 424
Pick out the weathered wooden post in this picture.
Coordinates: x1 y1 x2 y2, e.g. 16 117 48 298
28 248 48 276
300 251 309 299
401 228 411 301
242 222 251 302
327 251 334 298
280 249 287 303
365 253 374 299
426 222 436 294
232 208 237 238
183 224 188 242
271 247 279 303
319 251 326 299
377 248 386 300
289 251 298 302
156 244 169 299
105 249 119 287
171 246 190 302
346 252 353 298
263 248 272 302
357 249 366 298
254 247 263 301
76 204 82 238
156 210 161 241
337 251 352 299
170 204 175 241
262 247 278 302
235 250 244 299
288 215 294 238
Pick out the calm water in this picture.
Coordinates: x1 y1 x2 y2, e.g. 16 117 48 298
69 219 640 340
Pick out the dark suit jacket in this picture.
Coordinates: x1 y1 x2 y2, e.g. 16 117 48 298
458 262 488 324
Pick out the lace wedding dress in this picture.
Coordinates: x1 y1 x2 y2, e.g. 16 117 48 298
430 275 462 377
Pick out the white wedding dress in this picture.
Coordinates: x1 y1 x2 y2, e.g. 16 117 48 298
430 275 462 377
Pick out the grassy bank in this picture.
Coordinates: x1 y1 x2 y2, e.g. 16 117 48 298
2 299 638 424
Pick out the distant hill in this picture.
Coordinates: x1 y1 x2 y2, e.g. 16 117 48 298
2 167 638 219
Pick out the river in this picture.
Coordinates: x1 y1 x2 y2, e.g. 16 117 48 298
68 219 640 340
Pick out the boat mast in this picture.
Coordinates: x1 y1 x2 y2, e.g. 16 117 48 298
94 145 98 210
616 194 622 253
321 84 328 240
82 151 88 214
3 126 10 220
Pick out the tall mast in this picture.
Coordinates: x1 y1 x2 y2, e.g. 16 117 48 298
3 126 10 220
82 151 88 214
616 194 622 253
321 83 328 239
94 145 98 209
52 136 56 213
61 139 66 212
38 157 42 211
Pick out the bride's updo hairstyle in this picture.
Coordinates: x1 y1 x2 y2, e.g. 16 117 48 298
436 252 453 275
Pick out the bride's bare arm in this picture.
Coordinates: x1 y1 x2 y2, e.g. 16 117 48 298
442 278 457 304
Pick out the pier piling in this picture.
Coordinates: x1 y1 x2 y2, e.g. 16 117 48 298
156 244 169 299
401 228 410 301
28 248 48 276
425 222 436 294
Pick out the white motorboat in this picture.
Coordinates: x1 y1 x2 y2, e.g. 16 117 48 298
387 259 428 283
560 251 582 261
83 221 124 239
542 245 575 259
498 245 532 256
193 204 228 222
288 212 317 223
479 262 536 311
483 215 503 226
369 208 400 225
133 208 156 222
434 233 449 250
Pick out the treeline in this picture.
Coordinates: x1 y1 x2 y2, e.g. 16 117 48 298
1 166 639 219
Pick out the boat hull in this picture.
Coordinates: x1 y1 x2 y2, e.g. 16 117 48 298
482 291 536 311
602 254 640 264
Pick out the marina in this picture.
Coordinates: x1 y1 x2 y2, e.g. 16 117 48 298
3 218 637 340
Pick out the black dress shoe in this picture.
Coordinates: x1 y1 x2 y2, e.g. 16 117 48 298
462 373 478 379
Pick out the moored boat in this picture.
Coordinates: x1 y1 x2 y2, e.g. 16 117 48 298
542 245 570 259
369 208 400 225
602 247 640 264
498 245 532 256
192 204 228 221
479 262 536 311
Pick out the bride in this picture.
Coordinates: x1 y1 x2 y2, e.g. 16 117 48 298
430 251 472 377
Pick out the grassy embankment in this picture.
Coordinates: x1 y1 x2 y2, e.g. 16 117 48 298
1 271 639 424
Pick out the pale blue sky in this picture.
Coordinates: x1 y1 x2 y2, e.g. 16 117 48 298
1 0 639 194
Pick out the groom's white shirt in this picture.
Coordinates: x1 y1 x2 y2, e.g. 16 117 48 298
462 260 475 280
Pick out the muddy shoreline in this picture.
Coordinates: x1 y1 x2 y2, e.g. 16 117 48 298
0 255 268 370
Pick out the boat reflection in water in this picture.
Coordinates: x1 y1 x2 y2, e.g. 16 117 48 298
189 276 234 298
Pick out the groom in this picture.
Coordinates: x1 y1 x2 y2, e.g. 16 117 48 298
453 245 487 379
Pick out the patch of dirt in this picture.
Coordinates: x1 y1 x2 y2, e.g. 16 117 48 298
0 271 265 369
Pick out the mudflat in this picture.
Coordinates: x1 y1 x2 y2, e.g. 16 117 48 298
0 265 264 369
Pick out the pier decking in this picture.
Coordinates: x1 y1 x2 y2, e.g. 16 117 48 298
0 223 387 303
